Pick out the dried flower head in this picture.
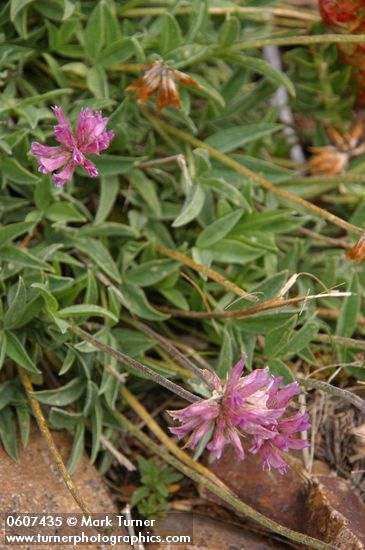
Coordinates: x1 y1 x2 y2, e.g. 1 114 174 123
319 1 365 103
126 61 200 111
169 354 309 474
347 233 365 262
308 121 365 176
30 107 114 187
319 0 365 32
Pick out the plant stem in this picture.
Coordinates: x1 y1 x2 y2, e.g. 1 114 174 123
156 244 257 302
131 319 206 379
69 326 199 403
154 295 320 320
314 333 365 350
121 6 319 22
18 367 94 517
299 378 365 413
149 117 363 236
116 392 334 549
231 34 365 51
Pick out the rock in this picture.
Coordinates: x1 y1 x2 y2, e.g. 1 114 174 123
306 475 365 550
148 512 288 549
199 445 365 549
0 424 119 550
200 446 308 533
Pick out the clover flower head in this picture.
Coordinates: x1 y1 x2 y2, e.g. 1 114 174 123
169 354 310 474
30 106 114 187
126 61 201 112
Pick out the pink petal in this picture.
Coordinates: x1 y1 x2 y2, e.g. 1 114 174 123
31 142 66 158
83 159 98 177
30 142 70 174
76 109 113 154
207 420 227 460
261 446 288 474
38 155 69 173
51 106 74 148
189 420 214 449
279 411 310 434
235 367 271 398
226 425 245 460
52 163 75 187
226 353 247 389
169 418 200 439
169 400 219 421
268 381 300 409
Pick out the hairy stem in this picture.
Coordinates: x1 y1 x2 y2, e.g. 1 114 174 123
300 378 365 413
69 326 199 403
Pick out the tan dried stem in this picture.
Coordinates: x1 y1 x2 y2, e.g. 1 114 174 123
18 367 94 517
155 244 257 302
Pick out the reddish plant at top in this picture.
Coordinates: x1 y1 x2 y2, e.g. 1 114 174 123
318 0 365 103
169 354 310 474
126 61 201 112
30 107 114 187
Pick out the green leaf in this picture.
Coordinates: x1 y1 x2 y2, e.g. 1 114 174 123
0 332 7 372
16 406 30 448
90 400 103 463
83 380 99 416
79 222 137 238
46 202 86 223
131 170 162 218
94 176 119 224
205 124 282 153
0 406 18 461
78 238 121 283
267 359 295 384
97 37 134 68
117 282 169 321
234 55 296 97
10 0 34 21
50 408 83 430
160 13 182 55
125 259 179 287
0 222 34 248
217 326 234 378
4 278 26 329
1 157 39 184
86 65 109 99
280 320 320 359
264 315 297 358
67 422 85 474
6 332 41 374
201 238 264 264
172 185 205 227
199 176 248 208
57 304 118 324
336 273 360 339
0 246 54 272
31 283 58 313
0 380 15 411
34 177 53 211
32 377 85 406
93 155 136 176
197 209 244 248
84 1 105 60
